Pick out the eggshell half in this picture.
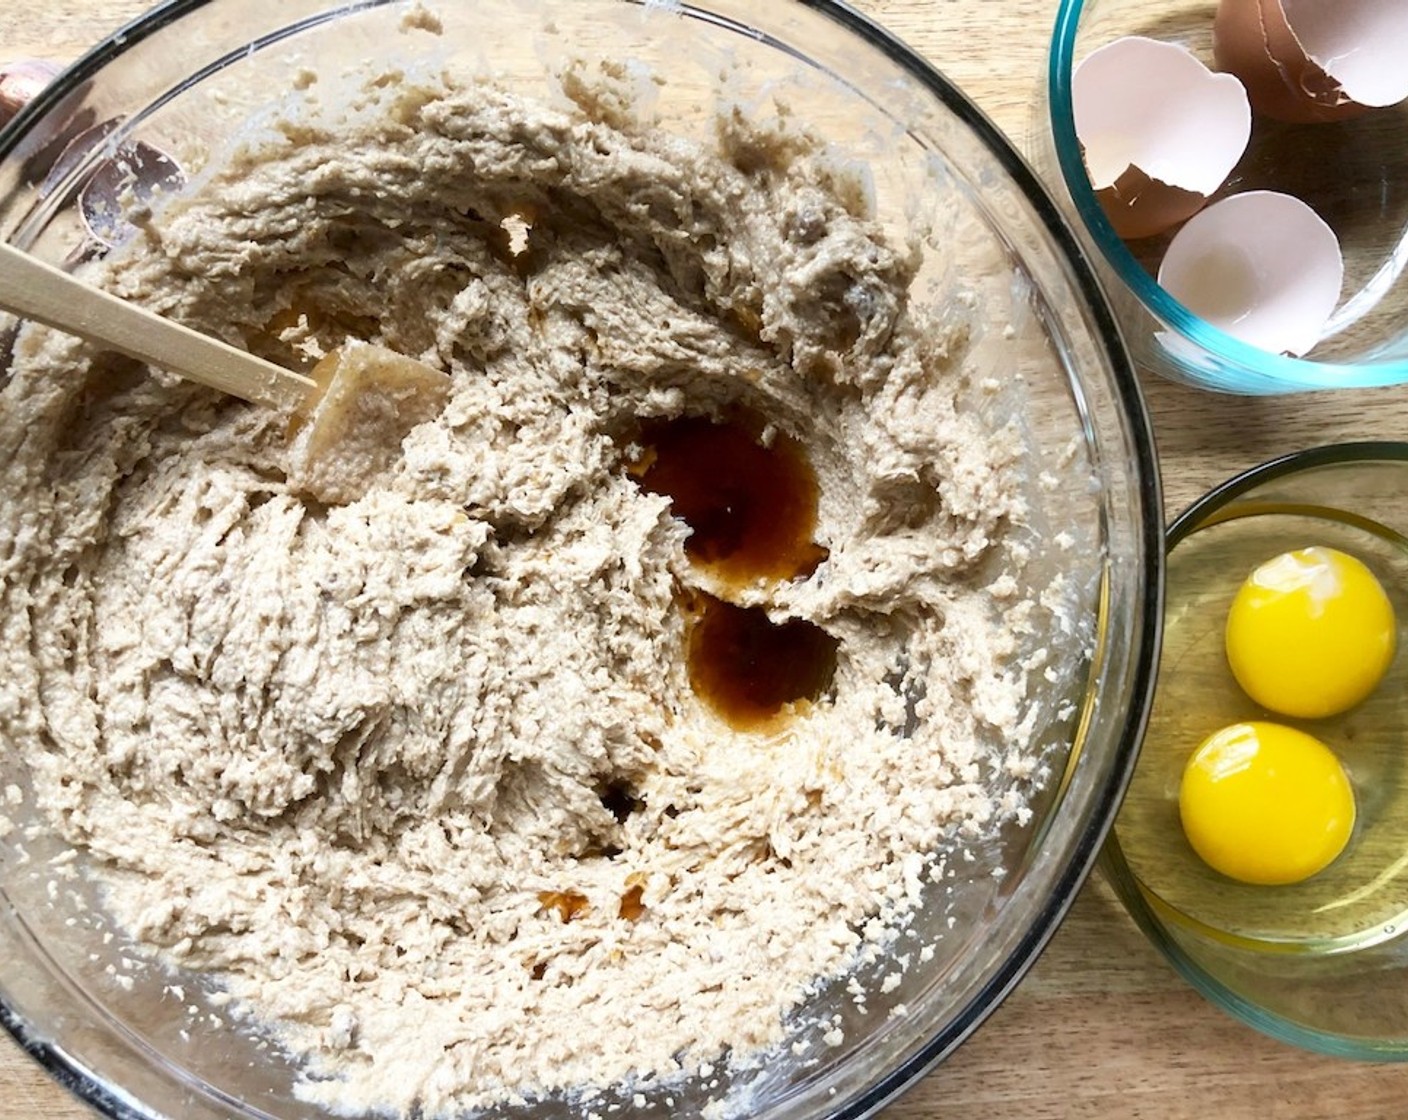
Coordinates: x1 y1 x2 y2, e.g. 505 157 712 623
1213 0 1342 123
1282 0 1408 109
1157 190 1343 357
1215 0 1408 122
1074 36 1252 239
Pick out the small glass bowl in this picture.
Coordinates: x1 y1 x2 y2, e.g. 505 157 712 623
1045 1 1408 395
1105 442 1408 1058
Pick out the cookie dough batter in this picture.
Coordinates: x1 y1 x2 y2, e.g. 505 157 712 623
0 61 1037 1117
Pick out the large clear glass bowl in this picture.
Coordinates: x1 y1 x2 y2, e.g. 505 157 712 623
1046 0 1408 394
0 2 1162 1118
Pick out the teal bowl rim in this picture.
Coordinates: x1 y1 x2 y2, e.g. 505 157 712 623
1048 2 1408 394
1102 440 1408 1061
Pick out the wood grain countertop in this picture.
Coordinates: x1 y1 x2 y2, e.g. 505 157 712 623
2 1 1406 1117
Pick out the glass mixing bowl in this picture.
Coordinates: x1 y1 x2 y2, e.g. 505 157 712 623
1106 443 1408 1060
1046 0 1408 394
0 1 1162 1118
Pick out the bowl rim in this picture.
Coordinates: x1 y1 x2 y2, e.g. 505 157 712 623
1167 442 1408 539
1102 841 1408 1062
818 7 1161 1115
1103 439 1408 1061
0 0 1165 1116
1047 0 1408 393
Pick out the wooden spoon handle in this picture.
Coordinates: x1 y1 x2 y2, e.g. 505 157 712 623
0 241 315 409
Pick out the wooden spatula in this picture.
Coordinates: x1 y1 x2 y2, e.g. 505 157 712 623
0 241 451 502
0 240 317 408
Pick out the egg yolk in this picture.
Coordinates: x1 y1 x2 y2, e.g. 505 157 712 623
1179 721 1355 886
1225 546 1396 720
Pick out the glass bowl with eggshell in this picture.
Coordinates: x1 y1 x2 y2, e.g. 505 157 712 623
1045 0 1408 394
1106 442 1408 1058
0 2 1162 1120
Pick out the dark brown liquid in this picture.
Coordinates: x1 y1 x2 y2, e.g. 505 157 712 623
685 594 838 730
634 414 827 586
618 877 647 922
538 890 590 923
627 412 838 728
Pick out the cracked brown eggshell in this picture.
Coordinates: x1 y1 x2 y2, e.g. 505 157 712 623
1215 0 1408 123
1074 36 1251 240
1158 190 1343 356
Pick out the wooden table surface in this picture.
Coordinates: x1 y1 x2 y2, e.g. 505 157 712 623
2 1 1406 1117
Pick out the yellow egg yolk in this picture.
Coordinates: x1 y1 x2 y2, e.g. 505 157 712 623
1225 545 1396 720
1179 721 1355 886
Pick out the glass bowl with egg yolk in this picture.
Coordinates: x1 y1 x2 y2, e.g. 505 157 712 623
1104 443 1408 1060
